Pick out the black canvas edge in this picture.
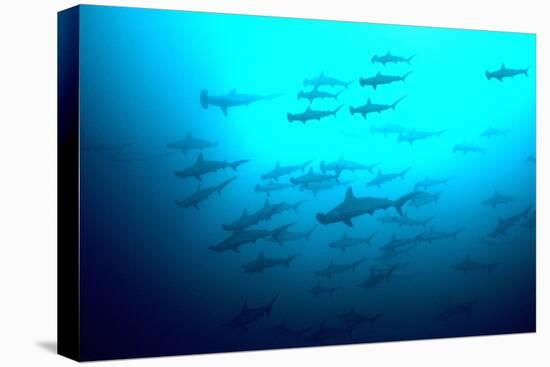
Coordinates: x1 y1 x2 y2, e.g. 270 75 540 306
57 5 81 362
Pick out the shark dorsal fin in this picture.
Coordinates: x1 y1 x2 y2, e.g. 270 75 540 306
376 72 381 76
229 89 236 95
501 64 506 70
377 169 382 176
275 161 280 168
196 154 204 163
344 187 355 203
306 106 312 112
338 155 344 161
367 98 372 105
186 131 192 139
386 51 391 56
241 209 248 218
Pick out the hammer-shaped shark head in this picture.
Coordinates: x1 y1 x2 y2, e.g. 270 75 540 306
371 55 379 63
316 213 329 224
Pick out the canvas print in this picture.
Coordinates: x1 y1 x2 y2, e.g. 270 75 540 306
58 5 536 361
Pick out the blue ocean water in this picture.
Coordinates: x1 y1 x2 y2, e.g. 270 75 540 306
76 5 535 360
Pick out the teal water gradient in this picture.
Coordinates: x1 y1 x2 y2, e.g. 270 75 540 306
76 5 535 360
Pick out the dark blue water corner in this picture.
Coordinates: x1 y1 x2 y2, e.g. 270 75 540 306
76 5 535 361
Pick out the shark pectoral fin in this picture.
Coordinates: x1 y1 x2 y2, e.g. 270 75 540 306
221 106 228 116
343 218 353 227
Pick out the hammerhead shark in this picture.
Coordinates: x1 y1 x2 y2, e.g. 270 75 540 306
371 51 415 66
167 131 218 154
317 187 422 227
320 156 380 176
328 232 377 252
175 176 236 210
210 224 293 253
224 294 279 331
303 72 352 89
485 64 529 81
350 96 406 119
242 252 300 273
366 167 411 188
359 71 412 89
200 89 280 116
315 258 366 278
174 154 249 181
298 89 343 103
287 105 343 124
261 159 314 181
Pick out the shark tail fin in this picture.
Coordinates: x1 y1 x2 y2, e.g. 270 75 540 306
333 104 344 115
230 159 250 171
392 96 406 110
305 225 317 240
272 223 294 244
218 176 237 193
301 159 314 171
423 216 435 227
402 71 412 81
394 192 417 216
265 293 279 318
285 254 300 268
485 71 491 80
400 167 411 178
406 55 415 64
200 90 209 109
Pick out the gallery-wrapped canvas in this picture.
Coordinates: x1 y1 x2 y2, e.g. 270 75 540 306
58 5 536 361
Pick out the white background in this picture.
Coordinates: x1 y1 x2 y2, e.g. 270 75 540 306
0 0 547 365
